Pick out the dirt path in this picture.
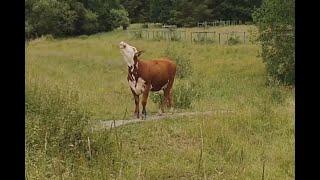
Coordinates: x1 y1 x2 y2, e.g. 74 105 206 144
93 109 234 130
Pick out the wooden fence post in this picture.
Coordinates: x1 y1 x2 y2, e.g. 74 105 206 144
205 32 207 42
226 33 229 45
219 33 220 44
243 32 246 44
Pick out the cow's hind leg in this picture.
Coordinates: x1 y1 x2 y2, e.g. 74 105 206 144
163 78 175 113
157 91 165 115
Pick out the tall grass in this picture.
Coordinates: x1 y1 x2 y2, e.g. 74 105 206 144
26 25 294 179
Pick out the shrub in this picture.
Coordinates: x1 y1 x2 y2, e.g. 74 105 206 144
192 33 215 44
164 47 193 79
153 32 164 41
150 80 197 109
110 8 130 30
193 33 206 43
252 0 295 85
248 26 259 44
169 30 181 41
81 10 99 34
132 30 143 39
79 35 89 40
142 23 149 28
227 35 241 45
173 80 197 109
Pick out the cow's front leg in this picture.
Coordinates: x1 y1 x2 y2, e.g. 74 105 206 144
141 84 151 120
131 89 140 118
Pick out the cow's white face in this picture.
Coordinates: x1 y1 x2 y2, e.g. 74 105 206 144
119 41 138 67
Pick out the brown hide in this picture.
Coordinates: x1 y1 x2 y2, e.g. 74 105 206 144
127 56 176 119
136 58 176 91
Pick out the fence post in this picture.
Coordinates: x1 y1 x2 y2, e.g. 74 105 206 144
218 33 220 44
185 31 186 41
226 33 228 45
205 32 207 43
243 32 246 44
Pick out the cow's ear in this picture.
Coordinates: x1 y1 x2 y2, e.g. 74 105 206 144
135 50 144 57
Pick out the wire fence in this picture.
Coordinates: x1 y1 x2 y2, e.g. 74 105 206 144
197 20 244 28
127 30 248 45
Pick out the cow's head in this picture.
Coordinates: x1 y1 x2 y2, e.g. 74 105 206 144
119 41 143 67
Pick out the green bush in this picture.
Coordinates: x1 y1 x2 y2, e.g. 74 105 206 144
25 0 129 39
227 35 241 45
253 0 295 85
81 10 99 34
193 33 206 43
173 81 197 109
169 30 181 41
153 32 163 41
164 47 193 79
110 8 130 30
192 33 215 44
142 23 149 28
132 30 143 39
150 80 197 109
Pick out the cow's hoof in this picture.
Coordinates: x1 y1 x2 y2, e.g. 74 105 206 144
134 114 139 119
169 107 174 114
141 112 147 120
157 109 163 116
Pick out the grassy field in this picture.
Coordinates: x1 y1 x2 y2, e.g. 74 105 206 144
26 25 294 179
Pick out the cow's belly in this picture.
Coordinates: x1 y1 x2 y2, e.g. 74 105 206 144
150 80 169 91
128 77 146 95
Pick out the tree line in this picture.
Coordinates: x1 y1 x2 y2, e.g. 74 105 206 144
25 0 262 39
25 0 130 39
123 0 262 26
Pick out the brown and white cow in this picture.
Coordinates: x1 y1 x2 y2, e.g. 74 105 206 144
119 41 176 119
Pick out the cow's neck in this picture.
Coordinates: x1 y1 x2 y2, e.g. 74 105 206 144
128 56 140 81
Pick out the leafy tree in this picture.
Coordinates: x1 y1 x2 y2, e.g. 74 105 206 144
150 0 172 23
253 0 295 85
82 10 99 34
110 8 130 30
120 0 150 23
27 0 76 37
25 0 129 38
25 0 264 38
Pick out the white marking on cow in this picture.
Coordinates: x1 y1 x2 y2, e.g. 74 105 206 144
128 77 146 95
161 80 169 90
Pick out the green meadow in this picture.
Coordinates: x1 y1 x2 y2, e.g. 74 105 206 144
26 25 294 179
